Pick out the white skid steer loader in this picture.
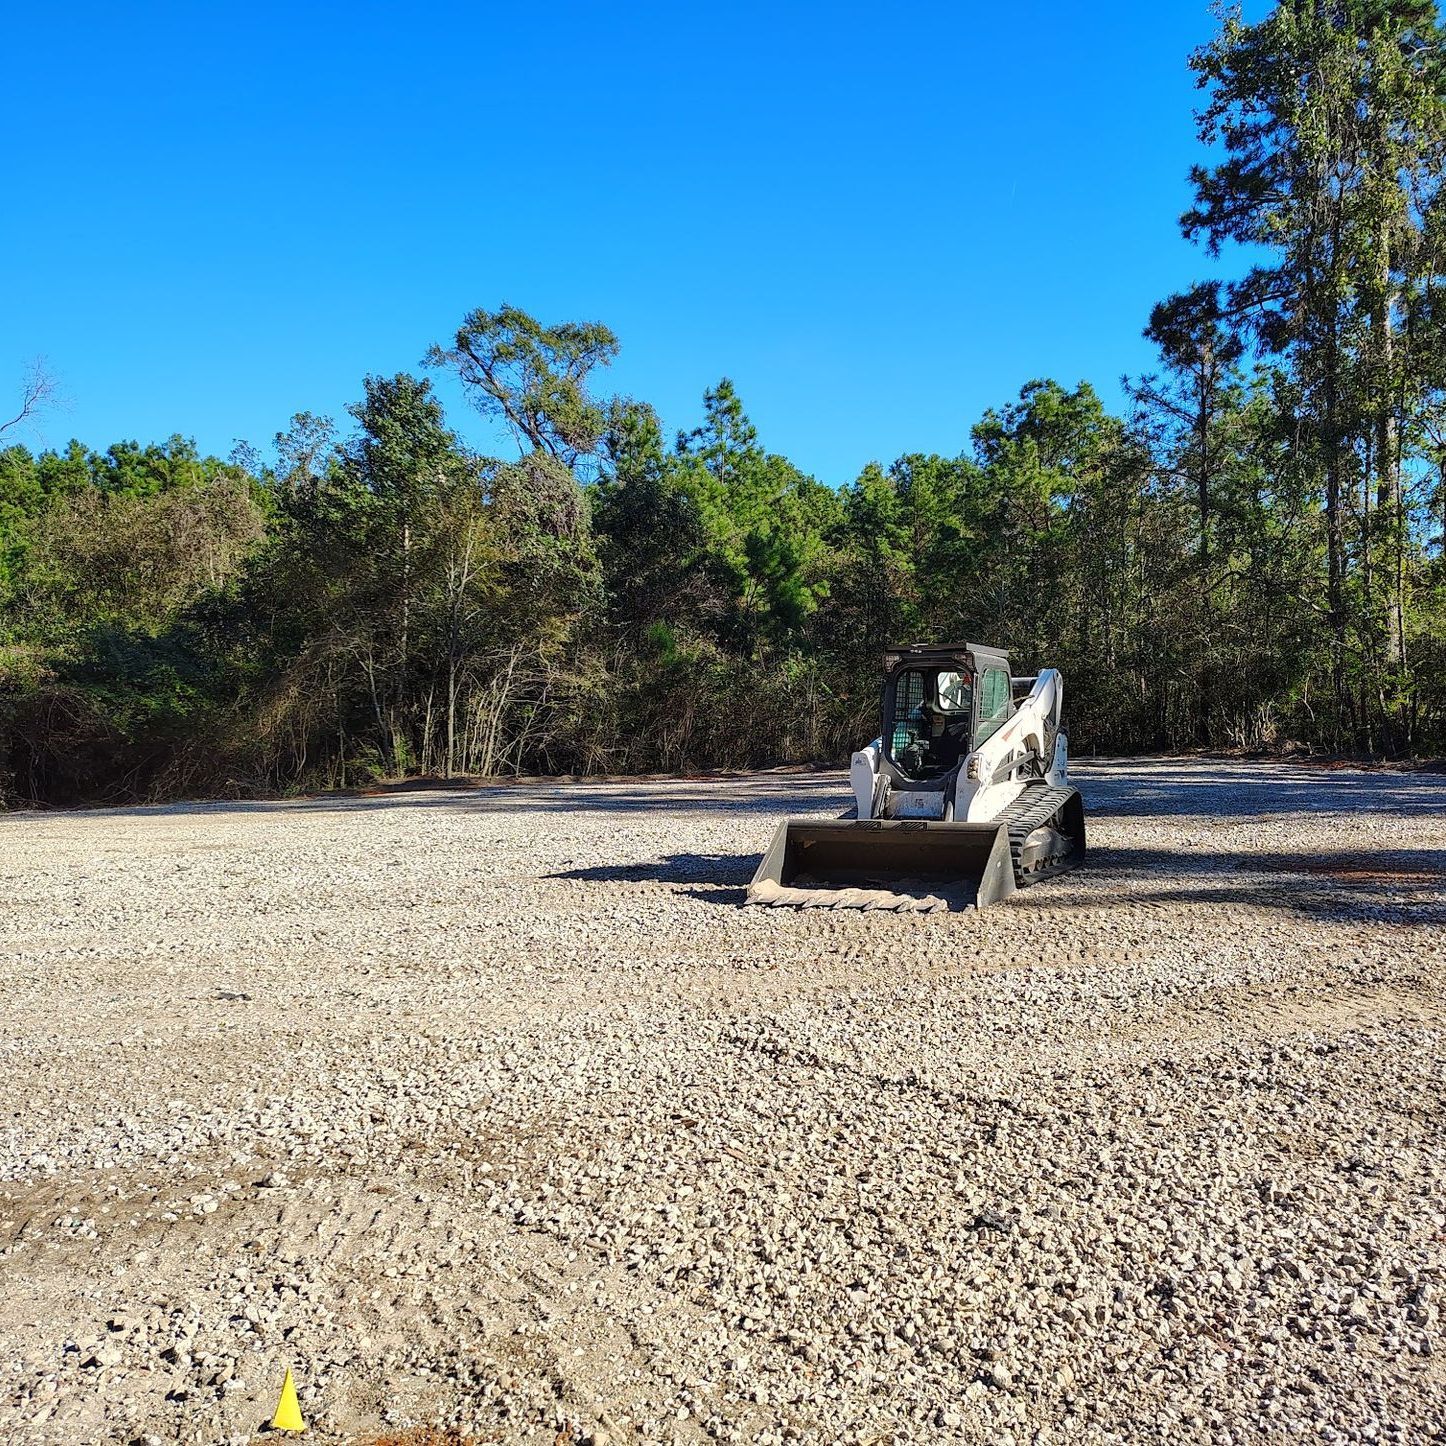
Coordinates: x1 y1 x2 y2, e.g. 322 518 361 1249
748 643 1085 910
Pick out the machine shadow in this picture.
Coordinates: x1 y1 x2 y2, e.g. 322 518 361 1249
546 853 756 907
547 853 988 912
549 853 756 885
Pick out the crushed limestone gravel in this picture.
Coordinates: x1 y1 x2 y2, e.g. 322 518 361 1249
1 759 1444 1443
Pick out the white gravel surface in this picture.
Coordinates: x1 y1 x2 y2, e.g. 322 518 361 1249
1 759 1444 1445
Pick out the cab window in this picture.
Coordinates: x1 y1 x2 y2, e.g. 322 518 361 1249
887 667 974 779
975 666 1012 744
937 670 970 711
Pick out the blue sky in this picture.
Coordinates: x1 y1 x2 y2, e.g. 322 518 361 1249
2 2 1263 484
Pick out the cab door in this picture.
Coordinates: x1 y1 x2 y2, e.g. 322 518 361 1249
954 662 1025 822
973 664 1013 746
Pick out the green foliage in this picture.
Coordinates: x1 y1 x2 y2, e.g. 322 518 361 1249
427 304 619 469
1181 0 1446 748
591 400 708 632
6 0 1446 802
0 435 266 802
669 379 842 653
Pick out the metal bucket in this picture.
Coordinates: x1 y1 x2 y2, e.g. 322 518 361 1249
746 818 1018 910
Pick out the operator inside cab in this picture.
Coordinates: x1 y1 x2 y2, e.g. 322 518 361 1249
891 667 974 780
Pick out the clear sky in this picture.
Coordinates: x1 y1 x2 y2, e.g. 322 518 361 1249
2 2 1264 484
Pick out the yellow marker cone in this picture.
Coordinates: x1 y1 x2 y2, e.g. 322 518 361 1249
270 1367 306 1433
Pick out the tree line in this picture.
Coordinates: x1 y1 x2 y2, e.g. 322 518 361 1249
2 1 1444 805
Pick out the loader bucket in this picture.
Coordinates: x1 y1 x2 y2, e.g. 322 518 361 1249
747 818 1018 911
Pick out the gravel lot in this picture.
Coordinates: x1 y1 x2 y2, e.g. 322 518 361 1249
2 759 1445 1445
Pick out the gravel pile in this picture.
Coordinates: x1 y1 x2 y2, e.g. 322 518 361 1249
1 759 1444 1443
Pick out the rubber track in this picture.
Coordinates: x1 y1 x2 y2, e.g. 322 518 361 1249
1001 783 1083 889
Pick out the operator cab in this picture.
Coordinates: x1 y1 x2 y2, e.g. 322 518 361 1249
882 644 1015 785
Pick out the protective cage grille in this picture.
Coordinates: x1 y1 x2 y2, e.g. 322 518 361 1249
890 670 925 755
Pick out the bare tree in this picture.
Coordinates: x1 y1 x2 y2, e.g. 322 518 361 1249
0 359 61 439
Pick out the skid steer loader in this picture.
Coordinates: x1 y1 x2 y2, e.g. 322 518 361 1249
748 643 1085 910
